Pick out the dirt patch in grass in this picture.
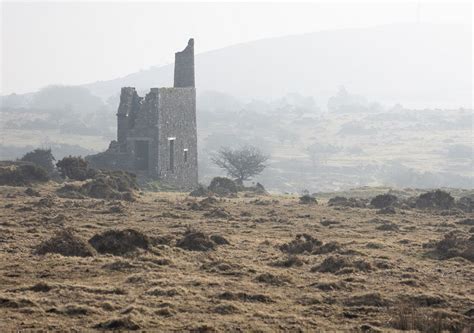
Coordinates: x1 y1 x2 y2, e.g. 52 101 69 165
35 229 96 257
89 229 150 256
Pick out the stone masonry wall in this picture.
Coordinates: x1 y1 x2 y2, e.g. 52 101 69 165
126 89 160 176
174 39 195 88
157 87 198 189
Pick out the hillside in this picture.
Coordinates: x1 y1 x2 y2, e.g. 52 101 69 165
84 23 472 108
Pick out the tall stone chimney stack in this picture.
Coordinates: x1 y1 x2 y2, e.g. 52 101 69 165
173 38 195 88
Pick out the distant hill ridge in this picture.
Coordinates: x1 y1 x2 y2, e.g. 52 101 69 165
82 23 471 108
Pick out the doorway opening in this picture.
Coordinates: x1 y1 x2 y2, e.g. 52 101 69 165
134 140 149 170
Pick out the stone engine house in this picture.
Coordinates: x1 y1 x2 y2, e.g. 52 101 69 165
88 39 198 189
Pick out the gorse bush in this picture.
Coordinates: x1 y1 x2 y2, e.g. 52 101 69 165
56 156 96 180
21 148 55 173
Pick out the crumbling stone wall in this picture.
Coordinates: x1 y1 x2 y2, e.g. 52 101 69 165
87 39 198 190
117 87 141 149
174 38 195 88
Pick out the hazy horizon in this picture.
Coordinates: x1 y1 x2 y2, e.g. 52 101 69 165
1 1 472 95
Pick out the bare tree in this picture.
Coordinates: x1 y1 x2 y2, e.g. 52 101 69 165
212 146 269 184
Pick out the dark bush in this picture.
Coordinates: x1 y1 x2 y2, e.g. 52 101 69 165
456 195 473 213
177 229 216 251
189 184 210 197
299 194 317 204
208 177 238 196
57 170 137 201
415 190 455 210
20 148 55 173
56 156 96 181
370 194 398 208
35 229 96 257
430 232 473 262
0 163 49 186
328 196 366 208
89 229 150 255
280 234 322 254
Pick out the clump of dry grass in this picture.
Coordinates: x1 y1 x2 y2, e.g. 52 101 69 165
57 170 138 201
343 292 390 307
204 208 231 219
427 232 473 262
279 234 322 254
280 234 344 255
176 229 216 251
0 296 37 309
328 196 366 208
35 228 96 257
389 305 467 332
311 255 372 274
376 221 399 231
255 273 291 286
88 229 150 256
210 234 230 245
212 303 240 315
93 316 140 330
201 260 243 276
271 255 304 268
217 291 273 303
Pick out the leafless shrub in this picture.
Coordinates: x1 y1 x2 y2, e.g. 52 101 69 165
212 146 269 184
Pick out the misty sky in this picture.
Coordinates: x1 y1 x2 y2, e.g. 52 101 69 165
1 1 472 95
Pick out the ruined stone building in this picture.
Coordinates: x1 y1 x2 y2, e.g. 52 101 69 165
88 39 198 189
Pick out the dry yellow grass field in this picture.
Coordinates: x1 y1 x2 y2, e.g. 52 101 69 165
0 183 472 332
